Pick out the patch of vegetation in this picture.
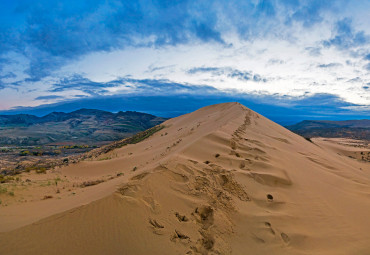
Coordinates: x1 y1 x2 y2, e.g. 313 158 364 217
129 125 165 144
1 124 166 177
35 167 47 174
0 174 14 183
19 150 31 156
80 179 104 188
132 166 137 171
0 186 7 194
100 125 165 154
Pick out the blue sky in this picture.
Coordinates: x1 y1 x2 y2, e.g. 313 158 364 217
0 0 369 123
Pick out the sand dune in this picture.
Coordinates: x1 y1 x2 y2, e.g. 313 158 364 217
1 102 370 255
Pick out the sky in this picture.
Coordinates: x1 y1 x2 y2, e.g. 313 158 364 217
0 0 369 124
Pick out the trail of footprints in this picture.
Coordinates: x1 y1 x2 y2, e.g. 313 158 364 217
146 110 291 252
228 109 291 246
148 205 216 254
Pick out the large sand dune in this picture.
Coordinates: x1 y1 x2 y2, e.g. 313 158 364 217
1 102 370 255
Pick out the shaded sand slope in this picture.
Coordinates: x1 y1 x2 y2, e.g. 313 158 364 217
1 102 370 255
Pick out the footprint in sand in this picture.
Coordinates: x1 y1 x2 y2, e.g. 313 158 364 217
281 232 290 243
265 222 275 235
175 212 189 222
192 206 214 229
149 218 164 229
171 230 190 244
266 194 273 202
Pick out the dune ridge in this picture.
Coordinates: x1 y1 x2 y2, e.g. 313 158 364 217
1 102 370 255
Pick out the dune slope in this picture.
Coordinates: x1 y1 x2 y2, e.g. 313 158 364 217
1 102 370 255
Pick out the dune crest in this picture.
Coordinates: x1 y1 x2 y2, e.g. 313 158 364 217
1 102 370 255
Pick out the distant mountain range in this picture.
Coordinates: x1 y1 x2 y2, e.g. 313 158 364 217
287 119 370 140
0 109 166 146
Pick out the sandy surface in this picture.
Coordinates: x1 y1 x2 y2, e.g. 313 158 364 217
0 102 369 255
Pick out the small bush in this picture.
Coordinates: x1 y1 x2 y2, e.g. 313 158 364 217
36 168 47 174
80 180 104 188
0 175 14 183
19 150 31 156
0 186 7 194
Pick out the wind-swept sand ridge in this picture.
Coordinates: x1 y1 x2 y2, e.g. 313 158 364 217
1 102 370 255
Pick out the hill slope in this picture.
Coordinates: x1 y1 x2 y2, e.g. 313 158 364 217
287 119 370 140
0 102 369 255
0 109 166 145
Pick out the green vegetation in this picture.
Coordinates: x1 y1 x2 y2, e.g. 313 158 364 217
0 109 166 146
1 123 166 177
0 186 13 196
19 150 31 156
0 175 14 183
101 125 166 154
61 145 90 149
0 186 7 194
35 167 47 174
80 179 104 188
129 125 165 144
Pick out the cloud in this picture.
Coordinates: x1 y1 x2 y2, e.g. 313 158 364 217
323 18 369 50
50 74 115 95
285 0 332 27
49 75 221 97
347 77 362 83
0 0 362 82
317 63 342 68
0 72 16 79
35 95 64 100
0 0 369 113
187 66 268 82
305 47 322 56
187 67 225 75
268 58 285 65
2 92 368 125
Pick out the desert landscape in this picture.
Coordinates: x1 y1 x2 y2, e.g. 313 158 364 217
0 102 369 255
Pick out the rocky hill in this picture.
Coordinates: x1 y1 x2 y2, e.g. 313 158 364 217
0 109 166 146
287 119 370 140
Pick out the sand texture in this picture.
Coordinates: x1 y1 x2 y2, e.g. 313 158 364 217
1 102 369 255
